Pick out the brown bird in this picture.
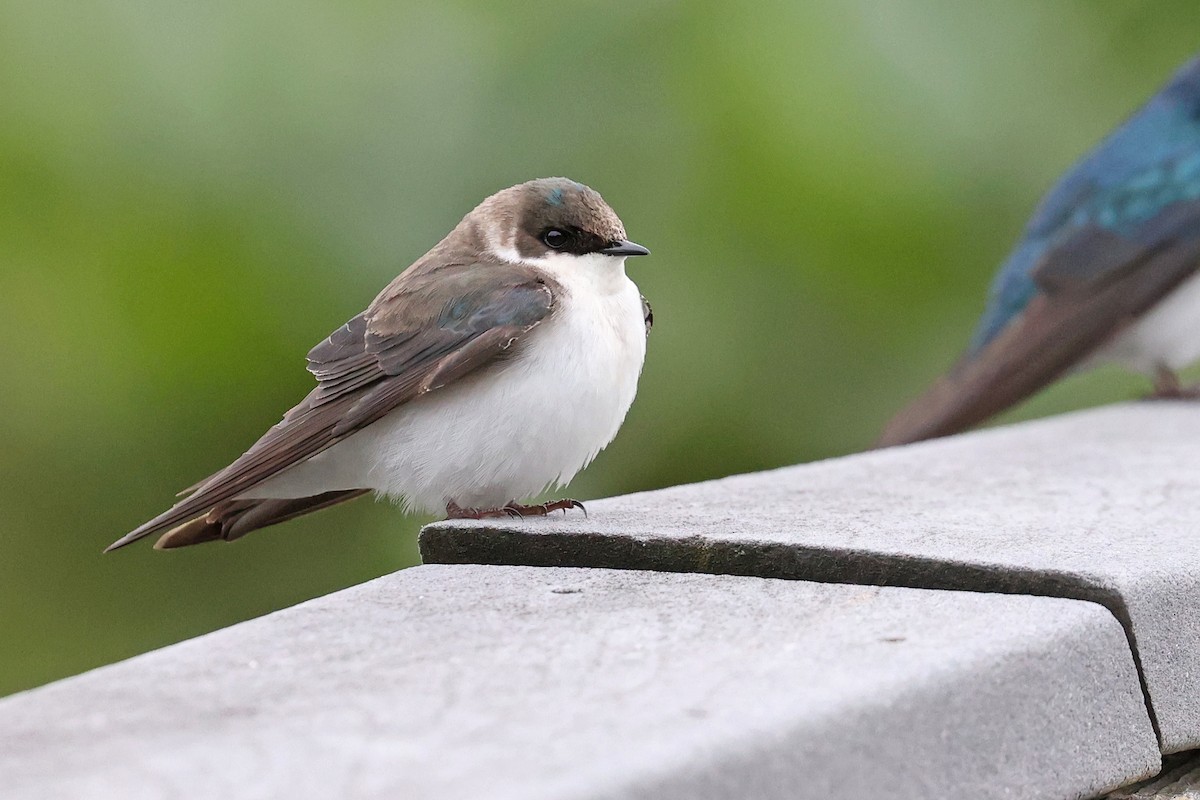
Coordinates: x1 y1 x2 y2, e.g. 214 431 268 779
107 178 651 552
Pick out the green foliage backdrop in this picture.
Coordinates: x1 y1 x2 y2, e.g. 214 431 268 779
2 0 1197 695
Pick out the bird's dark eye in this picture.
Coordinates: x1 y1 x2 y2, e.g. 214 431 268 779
542 229 568 249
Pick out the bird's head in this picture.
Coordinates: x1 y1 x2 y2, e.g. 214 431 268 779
466 177 649 266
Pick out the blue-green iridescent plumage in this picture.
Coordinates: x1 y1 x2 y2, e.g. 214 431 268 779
970 57 1200 353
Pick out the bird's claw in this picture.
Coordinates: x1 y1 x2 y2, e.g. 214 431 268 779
445 499 586 520
514 499 586 517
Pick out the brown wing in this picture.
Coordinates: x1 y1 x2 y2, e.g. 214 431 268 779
107 260 556 551
876 200 1200 448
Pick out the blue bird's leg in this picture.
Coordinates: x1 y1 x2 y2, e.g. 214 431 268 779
1146 365 1200 399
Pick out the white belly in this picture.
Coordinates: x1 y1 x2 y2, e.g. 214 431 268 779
241 255 647 514
1092 269 1200 375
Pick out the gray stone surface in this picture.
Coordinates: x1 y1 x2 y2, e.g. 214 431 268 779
0 565 1156 800
421 403 1200 752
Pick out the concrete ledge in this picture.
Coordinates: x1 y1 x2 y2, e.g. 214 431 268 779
0 565 1157 799
421 403 1200 753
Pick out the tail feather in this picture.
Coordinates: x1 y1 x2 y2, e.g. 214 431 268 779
143 490 369 551
875 359 1023 448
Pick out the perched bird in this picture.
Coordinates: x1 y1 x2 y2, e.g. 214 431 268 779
107 178 652 552
878 56 1200 448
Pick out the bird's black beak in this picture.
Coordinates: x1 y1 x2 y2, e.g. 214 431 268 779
600 239 650 257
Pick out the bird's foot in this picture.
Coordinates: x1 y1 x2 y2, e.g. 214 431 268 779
1147 385 1200 400
1146 366 1200 400
444 499 586 520
445 501 522 520
502 499 587 518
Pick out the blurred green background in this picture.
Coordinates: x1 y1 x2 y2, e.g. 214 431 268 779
2 0 1198 696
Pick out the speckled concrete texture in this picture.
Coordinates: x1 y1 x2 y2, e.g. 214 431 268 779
0 566 1157 799
421 403 1200 752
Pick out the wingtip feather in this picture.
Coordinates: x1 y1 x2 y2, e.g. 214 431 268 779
103 531 143 553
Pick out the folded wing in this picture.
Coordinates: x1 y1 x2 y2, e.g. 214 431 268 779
877 199 1200 448
107 260 556 551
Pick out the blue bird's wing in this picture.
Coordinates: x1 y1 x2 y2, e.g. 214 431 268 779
878 191 1200 447
971 155 1200 353
878 58 1200 447
107 260 557 550
972 57 1200 352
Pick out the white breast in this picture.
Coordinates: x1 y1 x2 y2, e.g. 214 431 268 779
1091 269 1200 374
242 253 647 514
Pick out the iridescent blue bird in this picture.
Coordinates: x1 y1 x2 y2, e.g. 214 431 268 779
879 56 1200 447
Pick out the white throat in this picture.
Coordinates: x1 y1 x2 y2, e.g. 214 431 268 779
529 251 630 294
